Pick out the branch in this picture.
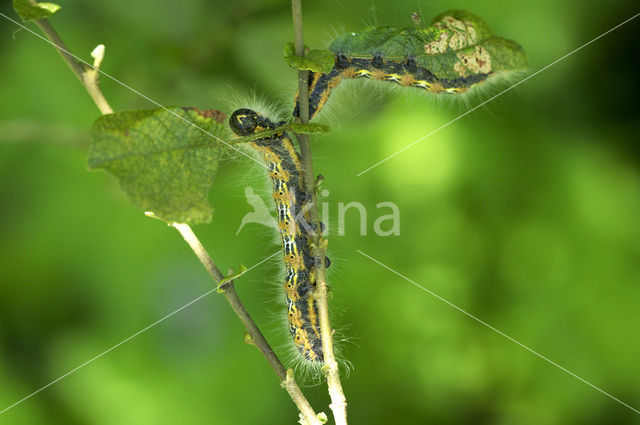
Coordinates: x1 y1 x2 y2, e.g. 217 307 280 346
27 0 113 114
291 1 348 424
171 224 323 425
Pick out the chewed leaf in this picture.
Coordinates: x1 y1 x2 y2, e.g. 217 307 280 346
329 9 527 80
284 42 335 74
88 107 227 225
12 0 61 21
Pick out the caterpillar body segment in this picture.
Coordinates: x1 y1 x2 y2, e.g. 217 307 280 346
229 108 324 362
293 10 527 119
293 53 490 119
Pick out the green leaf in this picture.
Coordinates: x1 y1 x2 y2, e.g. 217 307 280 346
12 0 61 21
88 107 227 225
289 122 331 134
284 42 335 74
329 9 527 80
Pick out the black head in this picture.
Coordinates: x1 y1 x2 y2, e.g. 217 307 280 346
229 108 283 137
229 108 260 136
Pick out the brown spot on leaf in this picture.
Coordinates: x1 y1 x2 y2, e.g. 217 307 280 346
424 32 448 55
182 107 226 123
454 45 492 76
426 16 478 54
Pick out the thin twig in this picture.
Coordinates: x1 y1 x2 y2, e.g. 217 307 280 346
27 0 113 114
291 1 348 424
171 224 322 425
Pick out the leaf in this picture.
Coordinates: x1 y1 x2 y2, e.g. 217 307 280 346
329 9 527 80
12 0 61 21
88 107 227 225
284 42 335 74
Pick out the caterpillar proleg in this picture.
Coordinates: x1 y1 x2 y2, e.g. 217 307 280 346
294 9 527 119
229 108 324 363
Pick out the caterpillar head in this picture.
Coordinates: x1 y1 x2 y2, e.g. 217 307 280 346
229 108 280 136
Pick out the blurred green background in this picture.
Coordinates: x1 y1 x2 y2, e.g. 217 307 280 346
1 0 639 424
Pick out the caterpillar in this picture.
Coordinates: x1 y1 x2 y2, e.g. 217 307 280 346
294 9 527 119
229 108 324 363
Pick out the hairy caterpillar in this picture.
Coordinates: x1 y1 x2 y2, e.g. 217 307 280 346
294 9 527 119
229 108 324 363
